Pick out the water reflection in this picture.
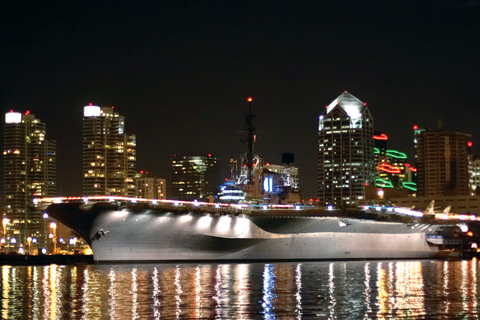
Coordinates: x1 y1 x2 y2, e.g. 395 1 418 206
0 260 479 319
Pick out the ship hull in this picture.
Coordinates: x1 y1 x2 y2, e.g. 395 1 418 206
47 203 439 263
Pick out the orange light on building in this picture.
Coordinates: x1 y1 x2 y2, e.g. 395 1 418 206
467 231 474 237
247 97 253 102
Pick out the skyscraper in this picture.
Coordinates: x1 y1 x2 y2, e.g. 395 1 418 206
415 126 471 197
171 155 221 201
318 91 375 207
83 104 136 197
3 110 56 246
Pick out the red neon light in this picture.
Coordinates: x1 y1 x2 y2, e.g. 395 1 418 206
140 170 144 174
409 167 417 172
364 182 368 186
405 163 410 167
413 125 418 130
379 167 401 174
309 198 313 202
25 110 30 115
373 133 388 140
247 97 253 102
208 154 211 157
468 141 473 147
378 162 401 174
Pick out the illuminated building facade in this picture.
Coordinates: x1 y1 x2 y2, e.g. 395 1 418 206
415 126 471 197
318 91 375 207
135 171 166 199
171 155 221 200
83 105 136 197
3 110 57 247
469 156 480 195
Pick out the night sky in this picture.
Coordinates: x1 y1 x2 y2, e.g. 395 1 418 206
1 0 479 198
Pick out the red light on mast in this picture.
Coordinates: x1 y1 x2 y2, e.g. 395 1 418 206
247 97 253 102
25 110 30 115
89 102 92 106
364 102 367 106
468 141 473 147
413 125 418 130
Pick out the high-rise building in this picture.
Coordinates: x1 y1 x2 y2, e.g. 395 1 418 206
415 126 471 197
3 110 56 247
318 91 375 207
469 156 480 195
83 104 136 197
135 171 166 199
171 155 221 201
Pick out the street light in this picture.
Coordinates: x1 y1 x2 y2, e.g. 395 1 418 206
2 217 8 238
50 222 57 254
27 237 32 254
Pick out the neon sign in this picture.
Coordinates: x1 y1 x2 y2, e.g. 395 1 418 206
373 133 388 140
375 178 393 188
386 150 407 159
402 182 417 191
378 162 401 174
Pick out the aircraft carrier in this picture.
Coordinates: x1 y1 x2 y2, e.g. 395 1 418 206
43 198 457 263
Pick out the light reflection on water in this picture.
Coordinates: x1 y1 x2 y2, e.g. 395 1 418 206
0 259 479 319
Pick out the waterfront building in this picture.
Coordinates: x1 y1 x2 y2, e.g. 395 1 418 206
170 155 221 201
318 91 375 207
468 156 480 196
83 104 136 197
3 110 57 248
415 124 471 197
135 171 166 199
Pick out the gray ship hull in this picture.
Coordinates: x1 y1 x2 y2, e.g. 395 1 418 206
47 203 440 262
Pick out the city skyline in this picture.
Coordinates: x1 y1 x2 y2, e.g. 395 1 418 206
1 0 479 198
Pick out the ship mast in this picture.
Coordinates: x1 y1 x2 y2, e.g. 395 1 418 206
245 97 255 184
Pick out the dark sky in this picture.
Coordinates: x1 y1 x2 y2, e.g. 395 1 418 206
1 0 479 198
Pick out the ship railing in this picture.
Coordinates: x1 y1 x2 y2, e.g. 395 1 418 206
34 196 312 214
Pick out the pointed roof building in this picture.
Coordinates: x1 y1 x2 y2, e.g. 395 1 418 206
318 91 375 207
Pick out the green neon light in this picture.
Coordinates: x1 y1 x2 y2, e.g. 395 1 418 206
374 148 380 154
375 178 394 188
386 149 407 159
402 182 417 192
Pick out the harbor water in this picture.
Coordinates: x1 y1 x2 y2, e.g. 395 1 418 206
1 259 479 319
